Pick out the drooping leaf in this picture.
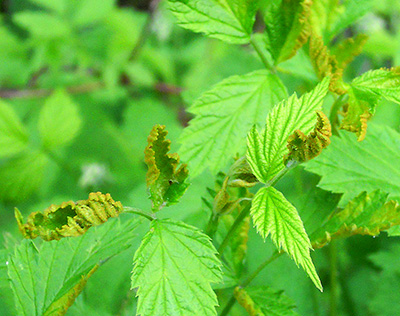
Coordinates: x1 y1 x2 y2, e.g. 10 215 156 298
180 70 287 177
234 286 299 316
247 77 329 184
131 219 222 316
0 100 28 158
331 34 368 70
263 0 312 64
15 192 123 241
8 216 141 316
0 150 48 202
305 124 400 204
38 90 82 151
250 187 322 291
145 125 189 210
168 0 259 44
311 190 400 248
284 111 332 165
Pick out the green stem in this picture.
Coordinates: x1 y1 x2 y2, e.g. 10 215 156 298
124 207 155 221
205 213 220 239
219 252 282 316
329 240 338 316
250 37 276 73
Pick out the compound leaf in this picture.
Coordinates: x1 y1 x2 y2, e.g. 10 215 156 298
0 100 29 158
38 90 82 151
180 70 287 177
263 0 312 64
311 190 400 248
145 125 189 210
234 286 299 316
168 0 259 44
305 124 400 205
250 187 322 291
131 219 222 316
8 216 141 316
247 77 329 183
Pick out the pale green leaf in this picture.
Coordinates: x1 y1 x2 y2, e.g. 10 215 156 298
0 150 48 201
263 0 312 64
351 67 400 105
250 187 322 291
38 90 82 150
8 216 140 316
131 219 222 316
311 190 400 248
180 70 287 177
168 0 259 44
13 12 70 38
247 77 330 183
305 124 400 205
0 100 28 158
235 286 299 316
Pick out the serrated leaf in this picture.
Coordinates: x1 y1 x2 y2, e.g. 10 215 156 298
168 0 259 44
180 70 287 177
8 216 140 316
263 0 312 64
145 125 189 210
331 34 368 70
250 187 322 291
234 286 299 316
311 190 400 248
38 90 82 150
15 192 123 241
0 100 28 158
131 219 222 316
305 124 400 205
0 150 48 202
247 77 329 183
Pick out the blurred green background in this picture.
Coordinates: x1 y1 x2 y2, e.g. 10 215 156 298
0 0 400 315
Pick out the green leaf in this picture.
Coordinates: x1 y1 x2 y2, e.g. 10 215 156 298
13 12 70 39
131 219 222 316
234 286 299 316
168 0 259 44
0 150 48 202
309 0 341 37
263 0 312 64
311 190 400 248
305 124 400 205
0 100 28 158
145 125 189 210
351 67 400 105
8 216 141 316
247 77 330 183
180 70 287 177
73 0 115 27
38 90 82 151
0 249 8 288
250 187 322 291
29 0 66 14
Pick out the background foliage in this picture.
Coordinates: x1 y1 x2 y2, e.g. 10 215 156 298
0 0 400 315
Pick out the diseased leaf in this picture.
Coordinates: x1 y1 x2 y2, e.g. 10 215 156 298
8 216 140 316
0 150 48 202
305 124 400 205
247 77 329 183
0 100 28 158
168 0 259 44
311 190 400 248
38 90 82 151
263 0 312 64
284 111 332 165
131 219 222 316
234 286 299 316
331 34 368 70
15 192 123 241
250 187 322 291
180 70 287 177
145 125 189 210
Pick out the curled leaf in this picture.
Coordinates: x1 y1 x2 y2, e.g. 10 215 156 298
284 111 331 165
15 192 123 241
227 156 258 188
145 124 189 210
